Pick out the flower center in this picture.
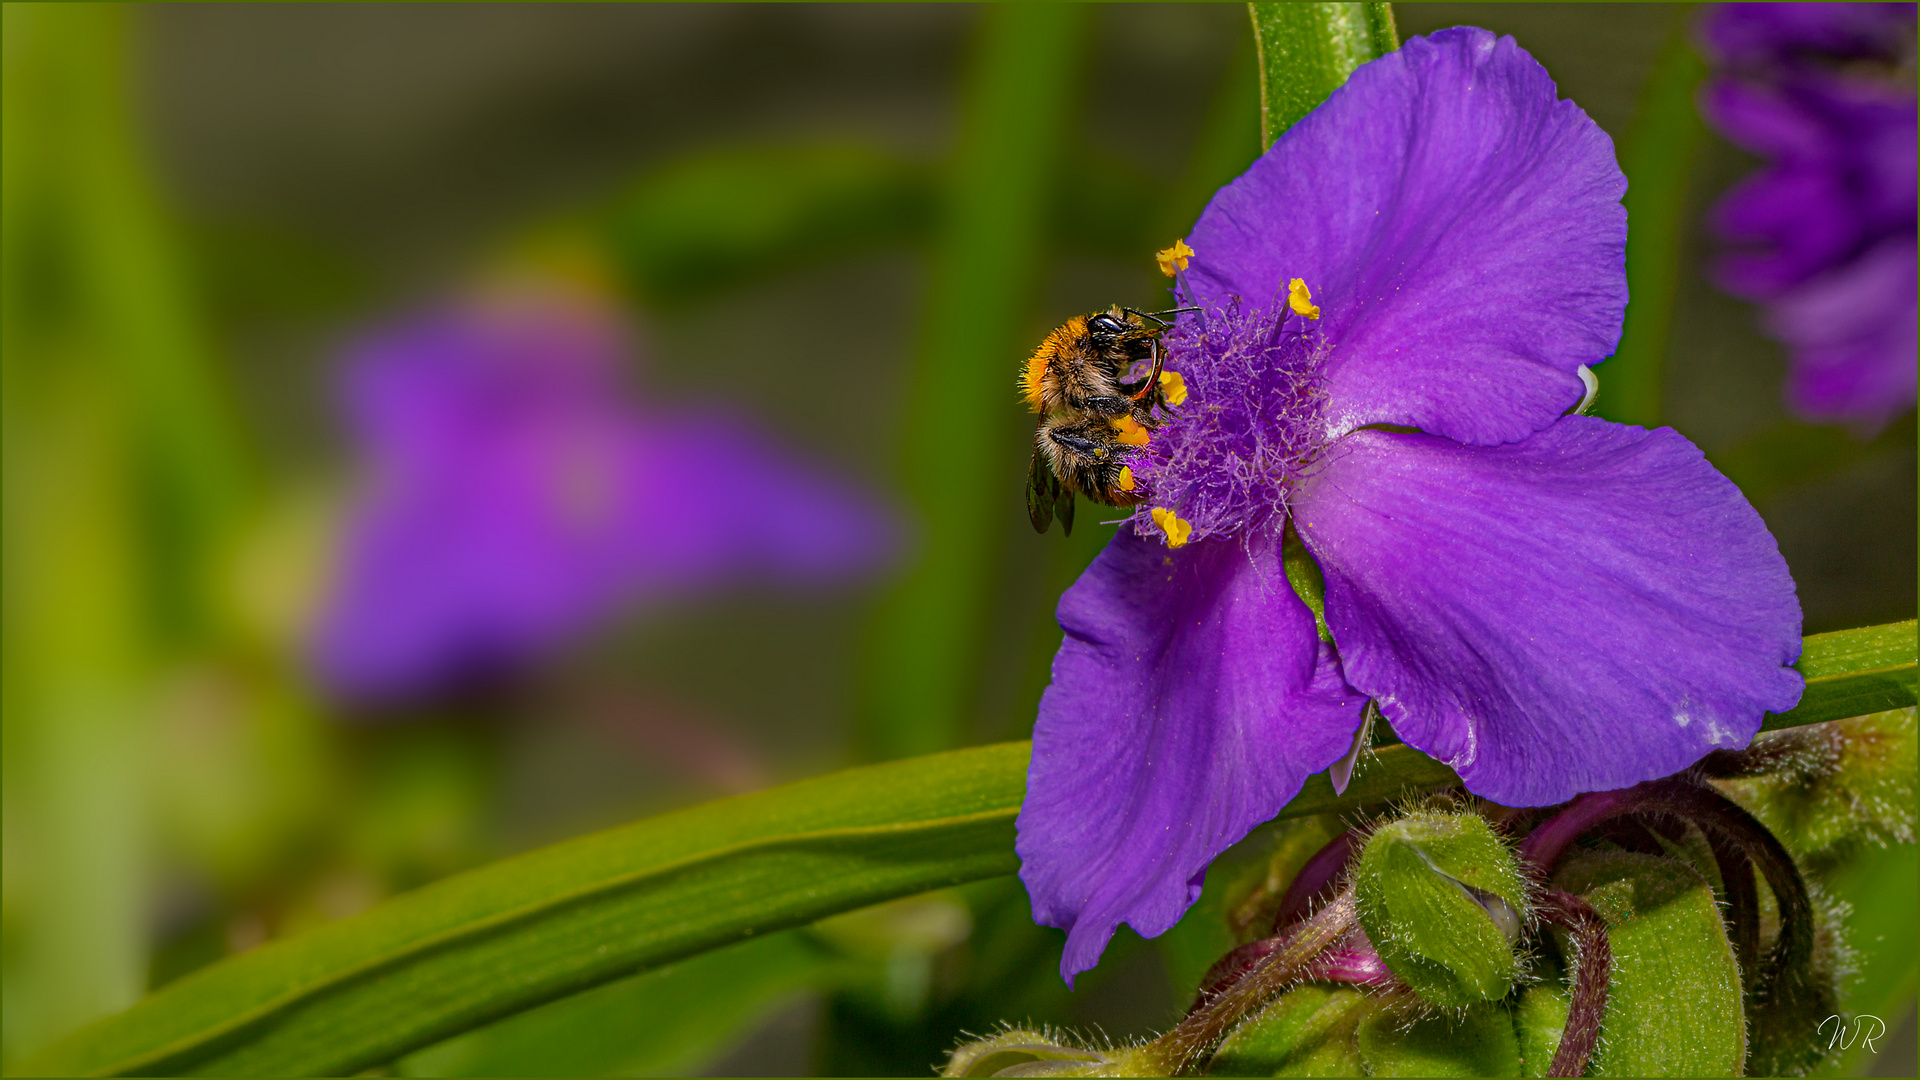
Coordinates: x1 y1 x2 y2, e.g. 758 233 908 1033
1126 291 1329 546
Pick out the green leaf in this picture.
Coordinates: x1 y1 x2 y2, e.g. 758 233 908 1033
1766 620 1919 731
1353 811 1527 1007
397 929 840 1077
14 744 1028 1078
1207 983 1370 1076
1555 851 1747 1077
1247 2 1398 149
1593 10 1707 429
1356 1001 1521 1078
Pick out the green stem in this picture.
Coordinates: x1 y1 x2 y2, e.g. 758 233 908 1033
1247 2 1398 149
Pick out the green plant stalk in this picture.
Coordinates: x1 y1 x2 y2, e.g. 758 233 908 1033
1764 620 1919 730
1247 2 1398 149
1595 10 1708 428
3 4 169 1059
18 622 1913 1077
860 5 1089 761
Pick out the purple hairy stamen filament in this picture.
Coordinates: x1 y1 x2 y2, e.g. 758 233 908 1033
1537 890 1610 1079
1126 298 1328 544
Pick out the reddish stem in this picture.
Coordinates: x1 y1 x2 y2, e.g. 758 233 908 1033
1537 890 1610 1078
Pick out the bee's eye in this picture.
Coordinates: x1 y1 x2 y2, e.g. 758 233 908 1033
1088 314 1127 335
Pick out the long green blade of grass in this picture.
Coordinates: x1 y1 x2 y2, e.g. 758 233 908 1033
17 621 1911 1077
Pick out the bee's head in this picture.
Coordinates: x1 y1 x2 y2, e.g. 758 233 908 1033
1086 310 1131 342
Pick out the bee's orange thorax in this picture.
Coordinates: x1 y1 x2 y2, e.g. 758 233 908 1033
1021 315 1085 413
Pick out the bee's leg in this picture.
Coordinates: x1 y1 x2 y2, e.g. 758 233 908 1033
1127 339 1165 404
1046 426 1108 458
1067 392 1135 418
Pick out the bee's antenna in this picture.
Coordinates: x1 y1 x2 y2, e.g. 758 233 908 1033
1123 305 1201 327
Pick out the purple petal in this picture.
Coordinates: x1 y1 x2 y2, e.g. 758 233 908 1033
1183 27 1626 446
1700 3 1918 68
1710 162 1865 297
1768 236 1919 426
1017 528 1366 983
1294 417 1803 808
313 302 895 705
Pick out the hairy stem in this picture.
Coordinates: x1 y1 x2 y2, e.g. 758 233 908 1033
1538 890 1611 1078
1148 889 1358 1074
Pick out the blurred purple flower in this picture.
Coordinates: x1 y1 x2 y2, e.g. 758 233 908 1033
313 287 895 705
1016 29 1805 983
1699 2 1917 427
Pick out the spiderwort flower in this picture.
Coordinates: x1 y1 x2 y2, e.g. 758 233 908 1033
1016 28 1805 982
313 282 893 704
1698 3 1918 427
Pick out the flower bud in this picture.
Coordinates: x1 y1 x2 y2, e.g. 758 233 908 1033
1352 810 1530 1007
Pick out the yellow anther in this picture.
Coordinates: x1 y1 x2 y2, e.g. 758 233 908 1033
1288 278 1321 320
1151 507 1192 549
1110 415 1151 446
1156 239 1194 277
1118 466 1136 492
1158 370 1188 407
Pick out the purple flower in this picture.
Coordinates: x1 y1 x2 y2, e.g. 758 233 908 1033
1698 3 1917 427
1015 28 1805 983
313 286 894 705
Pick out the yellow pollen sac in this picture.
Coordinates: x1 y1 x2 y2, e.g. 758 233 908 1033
1156 239 1195 277
1158 370 1188 406
1110 415 1151 446
1151 507 1192 549
1118 466 1136 492
1288 278 1321 320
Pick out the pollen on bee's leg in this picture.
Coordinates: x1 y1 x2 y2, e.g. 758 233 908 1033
1288 278 1321 320
1110 415 1150 446
1150 507 1192 548
1156 239 1194 277
1118 466 1135 492
1157 370 1187 407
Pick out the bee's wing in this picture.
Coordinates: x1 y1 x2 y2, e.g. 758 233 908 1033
1054 477 1075 537
1026 440 1057 534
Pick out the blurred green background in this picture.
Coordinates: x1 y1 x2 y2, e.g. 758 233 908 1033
3 3 1913 1076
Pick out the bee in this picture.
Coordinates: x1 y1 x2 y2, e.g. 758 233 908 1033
1021 305 1191 535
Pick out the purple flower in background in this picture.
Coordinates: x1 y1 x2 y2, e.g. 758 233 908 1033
314 285 894 704
1016 28 1804 983
1699 2 1917 427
